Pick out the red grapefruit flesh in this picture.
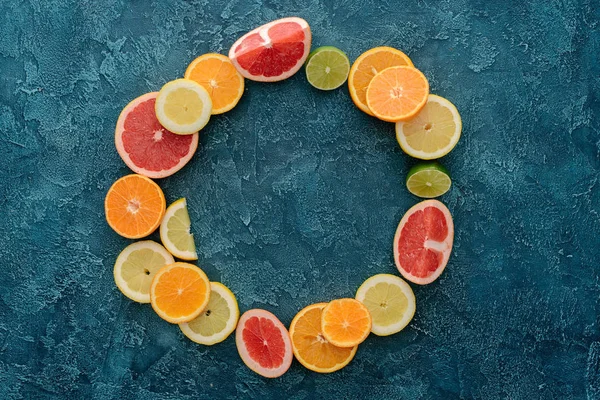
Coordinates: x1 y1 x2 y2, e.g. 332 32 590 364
115 92 199 179
393 200 454 285
235 309 293 378
229 17 311 82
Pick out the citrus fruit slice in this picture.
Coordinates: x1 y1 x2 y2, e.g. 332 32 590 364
184 53 244 114
348 46 414 116
179 282 239 345
396 94 462 160
115 92 199 179
229 17 311 82
320 298 372 348
393 200 454 285
155 79 212 135
113 241 175 303
355 274 416 336
236 309 293 378
150 262 211 324
366 66 429 122
305 46 350 90
289 302 357 373
406 162 452 198
105 174 166 239
160 198 197 261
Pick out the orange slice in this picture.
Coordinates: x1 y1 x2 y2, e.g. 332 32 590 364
348 46 413 116
289 302 357 373
104 174 166 239
320 298 372 348
150 262 211 324
366 66 429 122
184 53 244 114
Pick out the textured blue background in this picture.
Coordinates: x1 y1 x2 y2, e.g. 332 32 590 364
1 0 599 399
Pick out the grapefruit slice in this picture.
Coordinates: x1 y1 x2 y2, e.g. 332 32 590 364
115 92 198 179
229 17 311 82
235 309 293 378
393 200 454 285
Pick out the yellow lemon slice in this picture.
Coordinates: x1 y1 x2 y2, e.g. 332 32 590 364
155 78 212 135
160 198 197 260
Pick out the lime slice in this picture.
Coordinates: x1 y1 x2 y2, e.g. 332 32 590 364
160 198 198 260
355 274 416 336
395 94 462 159
113 240 174 303
406 162 451 198
179 282 240 345
305 46 350 90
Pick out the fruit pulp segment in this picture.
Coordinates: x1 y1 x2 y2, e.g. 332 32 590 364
186 291 229 336
164 88 206 125
234 22 305 78
153 267 208 318
362 282 408 327
120 248 167 295
398 206 448 278
243 316 286 368
403 101 456 152
122 98 194 171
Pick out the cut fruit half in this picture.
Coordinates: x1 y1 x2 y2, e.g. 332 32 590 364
406 162 452 198
160 198 197 260
113 241 175 303
395 94 462 160
320 298 372 348
393 200 454 285
355 274 416 336
155 79 212 135
229 17 311 82
236 309 293 378
179 282 239 345
289 302 357 373
305 46 350 90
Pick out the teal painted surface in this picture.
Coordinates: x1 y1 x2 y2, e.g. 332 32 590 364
1 0 599 399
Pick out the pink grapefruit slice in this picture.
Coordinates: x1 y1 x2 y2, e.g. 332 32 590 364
115 92 198 179
235 309 293 378
393 200 454 285
229 17 311 82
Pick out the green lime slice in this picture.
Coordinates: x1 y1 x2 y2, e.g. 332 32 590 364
406 162 452 198
305 46 350 90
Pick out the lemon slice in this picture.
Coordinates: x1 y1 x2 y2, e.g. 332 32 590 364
160 198 198 260
179 282 240 345
355 274 416 336
113 240 174 303
155 78 212 135
395 94 462 160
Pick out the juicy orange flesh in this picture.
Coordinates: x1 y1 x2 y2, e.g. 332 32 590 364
153 266 209 318
322 299 371 345
402 100 457 152
187 57 243 111
292 305 355 369
351 50 413 112
367 67 428 120
105 175 165 237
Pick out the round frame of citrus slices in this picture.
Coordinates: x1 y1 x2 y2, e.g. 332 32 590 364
105 16 460 378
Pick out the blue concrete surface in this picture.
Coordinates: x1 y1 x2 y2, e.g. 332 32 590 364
1 0 599 399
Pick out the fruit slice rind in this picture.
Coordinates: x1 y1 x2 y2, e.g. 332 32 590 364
113 240 175 303
115 92 199 179
179 282 239 345
355 274 416 336
155 79 212 135
393 200 454 285
236 309 293 378
160 198 198 260
396 94 462 160
229 17 312 82
289 302 357 373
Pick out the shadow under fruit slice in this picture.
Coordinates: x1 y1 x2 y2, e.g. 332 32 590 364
235 309 293 378
289 302 357 373
115 92 199 179
104 174 166 239
393 199 454 285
